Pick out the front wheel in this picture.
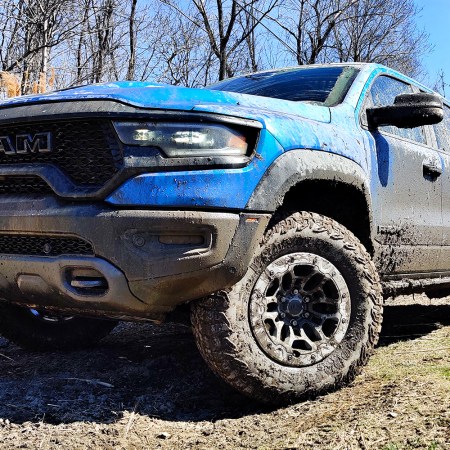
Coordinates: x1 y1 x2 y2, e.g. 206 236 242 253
191 212 383 404
0 302 117 351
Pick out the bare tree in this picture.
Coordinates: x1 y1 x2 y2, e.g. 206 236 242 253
434 70 448 97
331 0 430 77
0 0 84 93
74 0 91 84
66 0 132 85
91 0 115 83
238 2 262 72
161 0 279 80
267 0 358 65
158 14 215 86
0 0 434 94
126 0 138 80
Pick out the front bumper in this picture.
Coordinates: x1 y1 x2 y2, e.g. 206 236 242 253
0 196 269 320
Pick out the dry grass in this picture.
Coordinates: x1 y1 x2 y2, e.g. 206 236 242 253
0 72 20 97
0 69 55 97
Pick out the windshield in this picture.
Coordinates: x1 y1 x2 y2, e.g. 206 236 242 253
208 66 359 106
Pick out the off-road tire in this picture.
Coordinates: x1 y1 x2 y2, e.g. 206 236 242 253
191 211 383 404
0 303 117 351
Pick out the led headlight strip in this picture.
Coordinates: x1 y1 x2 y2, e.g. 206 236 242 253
113 121 249 157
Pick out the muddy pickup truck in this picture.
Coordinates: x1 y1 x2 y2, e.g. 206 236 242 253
0 63 448 404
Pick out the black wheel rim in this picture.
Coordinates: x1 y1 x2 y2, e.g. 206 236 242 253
249 252 351 367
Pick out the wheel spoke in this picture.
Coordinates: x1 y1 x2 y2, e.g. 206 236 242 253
298 327 318 350
299 270 319 289
262 310 278 322
316 296 339 305
312 324 328 342
263 295 279 306
274 320 285 342
319 312 340 321
305 276 327 294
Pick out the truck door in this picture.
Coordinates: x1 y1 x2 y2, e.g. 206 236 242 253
362 75 443 275
432 103 450 271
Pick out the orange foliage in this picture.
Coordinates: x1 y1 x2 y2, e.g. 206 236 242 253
38 72 46 93
48 68 55 90
0 69 56 97
0 72 21 97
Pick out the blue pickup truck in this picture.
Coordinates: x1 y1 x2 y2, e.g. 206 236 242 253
0 63 447 404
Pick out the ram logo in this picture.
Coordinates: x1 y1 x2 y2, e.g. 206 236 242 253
0 132 52 155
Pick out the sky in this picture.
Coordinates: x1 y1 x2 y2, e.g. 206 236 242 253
415 0 450 97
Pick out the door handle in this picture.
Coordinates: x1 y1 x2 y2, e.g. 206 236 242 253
423 159 442 178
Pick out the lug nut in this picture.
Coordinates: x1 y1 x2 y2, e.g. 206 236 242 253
281 297 286 302
291 320 298 326
293 289 299 295
280 313 285 318
304 312 310 318
304 296 310 303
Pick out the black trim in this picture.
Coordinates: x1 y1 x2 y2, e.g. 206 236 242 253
0 99 262 128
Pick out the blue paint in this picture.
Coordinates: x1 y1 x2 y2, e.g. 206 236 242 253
373 132 391 187
0 80 331 124
107 129 284 208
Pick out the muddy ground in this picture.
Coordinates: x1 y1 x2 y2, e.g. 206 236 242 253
0 295 448 450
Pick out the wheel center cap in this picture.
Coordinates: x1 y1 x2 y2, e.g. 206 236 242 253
286 297 303 317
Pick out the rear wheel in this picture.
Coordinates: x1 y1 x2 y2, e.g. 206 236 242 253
0 302 117 351
191 211 383 404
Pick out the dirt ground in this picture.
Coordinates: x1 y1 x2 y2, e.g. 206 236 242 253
0 294 448 450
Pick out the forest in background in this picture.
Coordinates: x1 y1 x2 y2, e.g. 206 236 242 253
0 0 438 96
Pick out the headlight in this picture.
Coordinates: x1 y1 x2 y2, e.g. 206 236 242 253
113 122 248 157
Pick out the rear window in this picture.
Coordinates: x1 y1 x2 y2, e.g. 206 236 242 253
208 66 359 106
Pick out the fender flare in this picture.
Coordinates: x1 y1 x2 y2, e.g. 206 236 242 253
246 149 373 233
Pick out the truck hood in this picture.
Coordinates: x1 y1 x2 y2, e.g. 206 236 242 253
0 81 331 125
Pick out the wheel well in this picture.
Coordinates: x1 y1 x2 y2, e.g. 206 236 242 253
270 180 373 254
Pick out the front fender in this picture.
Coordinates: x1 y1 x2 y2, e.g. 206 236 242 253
246 149 372 219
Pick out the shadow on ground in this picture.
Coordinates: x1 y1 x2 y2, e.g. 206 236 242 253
378 303 450 346
0 302 448 425
0 322 266 425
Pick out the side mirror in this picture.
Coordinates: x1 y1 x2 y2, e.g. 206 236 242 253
367 92 443 130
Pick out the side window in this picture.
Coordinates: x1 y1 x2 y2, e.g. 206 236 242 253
368 76 427 145
433 105 450 152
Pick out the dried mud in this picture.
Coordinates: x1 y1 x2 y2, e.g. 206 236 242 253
0 295 449 449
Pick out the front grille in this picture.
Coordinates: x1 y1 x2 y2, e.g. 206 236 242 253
0 234 94 256
0 176 53 194
0 119 122 186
